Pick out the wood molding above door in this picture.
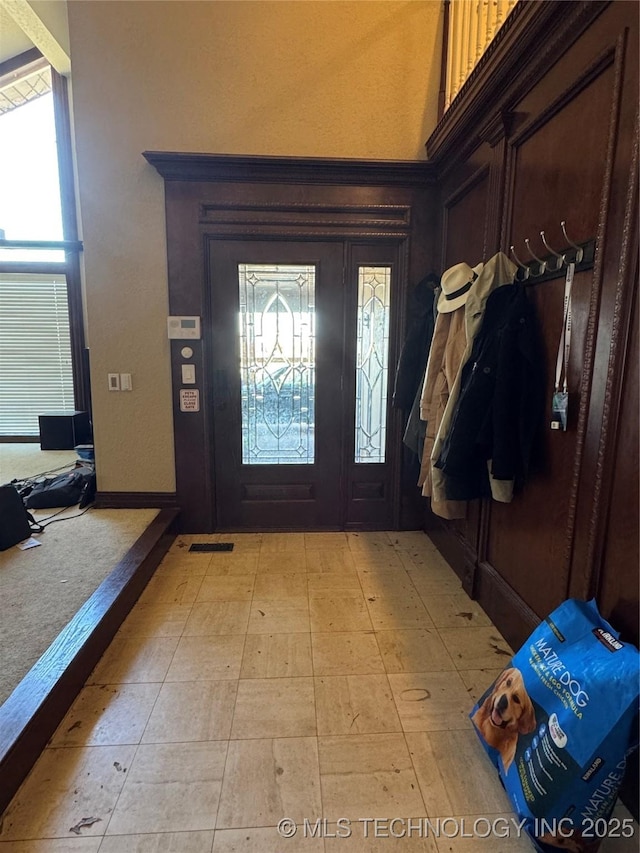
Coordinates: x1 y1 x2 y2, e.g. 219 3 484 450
145 154 436 532
143 151 437 187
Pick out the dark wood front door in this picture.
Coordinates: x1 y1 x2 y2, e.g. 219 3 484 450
208 239 399 531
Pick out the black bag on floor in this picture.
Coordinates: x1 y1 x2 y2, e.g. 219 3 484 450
24 469 92 510
0 484 42 550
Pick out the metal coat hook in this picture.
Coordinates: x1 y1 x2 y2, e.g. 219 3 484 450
560 220 584 263
524 237 547 276
510 245 530 280
540 230 566 272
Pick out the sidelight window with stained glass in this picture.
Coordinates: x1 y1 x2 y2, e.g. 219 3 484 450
354 265 391 463
238 264 315 464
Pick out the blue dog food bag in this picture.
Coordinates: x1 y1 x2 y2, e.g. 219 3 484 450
470 599 639 852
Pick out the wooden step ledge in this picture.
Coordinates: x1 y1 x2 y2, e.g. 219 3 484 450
0 507 179 815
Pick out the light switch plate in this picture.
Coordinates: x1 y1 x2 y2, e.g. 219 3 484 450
108 373 120 391
120 373 132 391
181 364 196 384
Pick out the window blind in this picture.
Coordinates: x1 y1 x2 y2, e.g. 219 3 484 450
0 274 74 436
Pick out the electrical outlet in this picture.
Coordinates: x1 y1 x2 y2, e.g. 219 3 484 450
108 373 120 391
120 373 132 391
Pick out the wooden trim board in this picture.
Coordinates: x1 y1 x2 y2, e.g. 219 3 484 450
95 491 178 509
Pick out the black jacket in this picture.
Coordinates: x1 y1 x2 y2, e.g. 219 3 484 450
392 274 438 411
435 283 544 501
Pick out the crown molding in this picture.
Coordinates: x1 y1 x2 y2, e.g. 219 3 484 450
143 151 436 188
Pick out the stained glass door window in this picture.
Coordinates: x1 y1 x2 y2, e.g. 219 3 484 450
354 265 391 463
209 239 399 530
238 264 315 464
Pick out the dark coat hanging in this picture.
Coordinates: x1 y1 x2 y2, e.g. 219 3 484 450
434 282 544 501
392 273 438 411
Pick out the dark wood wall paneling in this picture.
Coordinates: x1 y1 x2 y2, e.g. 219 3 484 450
425 0 639 649
598 260 638 637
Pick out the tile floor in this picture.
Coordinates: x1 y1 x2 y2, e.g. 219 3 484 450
0 531 636 852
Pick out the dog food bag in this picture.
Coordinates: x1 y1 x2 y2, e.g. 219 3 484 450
470 598 639 853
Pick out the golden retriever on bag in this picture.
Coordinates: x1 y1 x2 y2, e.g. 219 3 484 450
472 667 536 772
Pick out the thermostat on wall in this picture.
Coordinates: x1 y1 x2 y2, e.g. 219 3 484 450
167 316 201 339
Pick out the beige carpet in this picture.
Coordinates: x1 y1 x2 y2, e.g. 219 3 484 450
0 443 78 486
0 444 160 705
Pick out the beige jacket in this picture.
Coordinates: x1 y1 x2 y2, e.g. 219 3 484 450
419 252 517 518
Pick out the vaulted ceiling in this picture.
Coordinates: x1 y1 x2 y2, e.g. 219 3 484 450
0 1 70 72
0 4 32 63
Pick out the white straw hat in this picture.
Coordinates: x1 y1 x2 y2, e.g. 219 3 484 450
437 261 484 313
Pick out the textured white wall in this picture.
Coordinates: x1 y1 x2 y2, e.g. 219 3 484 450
66 0 443 493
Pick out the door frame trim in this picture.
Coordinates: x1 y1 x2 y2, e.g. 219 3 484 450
146 154 435 532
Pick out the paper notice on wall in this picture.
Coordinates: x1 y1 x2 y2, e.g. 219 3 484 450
180 389 200 412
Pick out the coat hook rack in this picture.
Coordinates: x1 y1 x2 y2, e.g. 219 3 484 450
540 231 565 271
510 245 530 281
524 237 547 277
509 222 594 285
561 220 584 263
